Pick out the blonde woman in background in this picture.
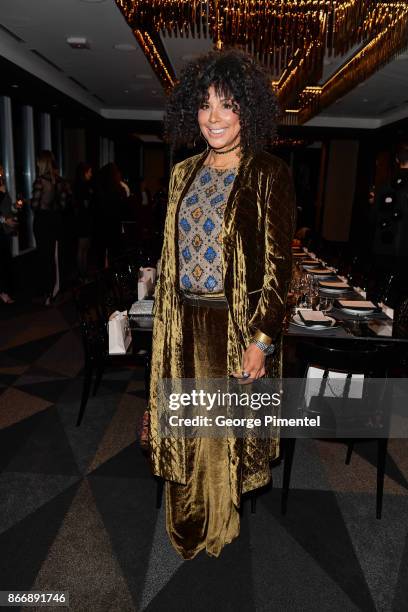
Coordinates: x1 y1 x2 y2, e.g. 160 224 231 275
31 150 71 305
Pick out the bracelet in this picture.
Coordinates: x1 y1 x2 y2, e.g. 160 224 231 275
252 340 275 355
252 330 273 345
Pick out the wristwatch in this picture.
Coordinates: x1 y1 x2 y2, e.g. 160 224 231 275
252 339 275 355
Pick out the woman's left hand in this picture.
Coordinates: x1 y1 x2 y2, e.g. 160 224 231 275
232 343 266 383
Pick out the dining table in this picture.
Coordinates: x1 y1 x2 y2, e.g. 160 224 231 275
128 247 408 350
284 247 406 344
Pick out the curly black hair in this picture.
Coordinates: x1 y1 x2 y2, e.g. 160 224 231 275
164 48 280 154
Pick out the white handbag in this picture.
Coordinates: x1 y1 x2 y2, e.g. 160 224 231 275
108 310 132 355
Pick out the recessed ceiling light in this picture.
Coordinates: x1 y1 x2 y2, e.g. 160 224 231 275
124 89 129 94
114 43 137 52
66 36 90 49
362 98 369 103
11 84 19 88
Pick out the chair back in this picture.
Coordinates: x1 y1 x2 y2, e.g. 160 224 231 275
111 260 138 308
296 340 397 377
95 268 123 319
393 297 408 339
294 340 399 437
73 281 108 362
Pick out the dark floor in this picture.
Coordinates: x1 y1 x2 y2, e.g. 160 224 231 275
1 296 408 612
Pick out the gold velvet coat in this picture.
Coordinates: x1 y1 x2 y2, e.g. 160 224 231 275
148 149 296 506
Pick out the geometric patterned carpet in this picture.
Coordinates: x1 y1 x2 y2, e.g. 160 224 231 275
1 297 408 611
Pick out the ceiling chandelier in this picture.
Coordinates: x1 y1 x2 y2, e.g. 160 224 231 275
115 0 408 125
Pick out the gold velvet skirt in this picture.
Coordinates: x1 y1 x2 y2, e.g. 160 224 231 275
165 298 240 560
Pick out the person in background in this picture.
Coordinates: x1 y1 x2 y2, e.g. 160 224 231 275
31 150 71 305
0 165 17 304
94 162 127 268
120 176 131 198
372 142 408 262
151 176 169 255
73 162 94 282
140 178 151 208
153 177 168 237
135 177 153 246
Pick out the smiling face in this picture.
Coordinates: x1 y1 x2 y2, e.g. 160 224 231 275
198 85 240 152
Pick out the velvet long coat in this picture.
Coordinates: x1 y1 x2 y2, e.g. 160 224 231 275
148 148 296 506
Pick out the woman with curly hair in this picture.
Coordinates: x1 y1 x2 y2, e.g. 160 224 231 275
148 49 296 559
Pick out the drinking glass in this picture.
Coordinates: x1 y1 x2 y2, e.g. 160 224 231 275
318 296 333 313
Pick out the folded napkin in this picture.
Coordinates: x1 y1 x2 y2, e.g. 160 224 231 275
353 286 367 298
379 302 394 319
368 321 393 337
319 280 350 288
298 309 332 326
338 300 376 310
311 268 333 274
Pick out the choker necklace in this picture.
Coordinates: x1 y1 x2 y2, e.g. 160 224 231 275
211 142 240 155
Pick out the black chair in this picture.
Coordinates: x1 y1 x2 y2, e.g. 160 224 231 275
73 280 107 427
73 272 163 509
394 297 408 339
282 340 400 519
73 274 150 427
111 260 139 310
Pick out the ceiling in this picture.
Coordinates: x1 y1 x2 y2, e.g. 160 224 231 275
1 0 408 129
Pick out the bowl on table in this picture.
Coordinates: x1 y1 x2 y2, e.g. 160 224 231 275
302 259 321 269
335 299 377 315
309 268 336 277
318 279 351 293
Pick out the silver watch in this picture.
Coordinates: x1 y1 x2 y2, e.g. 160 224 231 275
252 340 275 355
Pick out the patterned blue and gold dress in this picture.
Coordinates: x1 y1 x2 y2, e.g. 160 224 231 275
165 165 240 559
178 165 237 294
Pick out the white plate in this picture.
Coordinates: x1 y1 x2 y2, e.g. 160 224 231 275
339 307 375 315
319 286 350 293
292 314 337 330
